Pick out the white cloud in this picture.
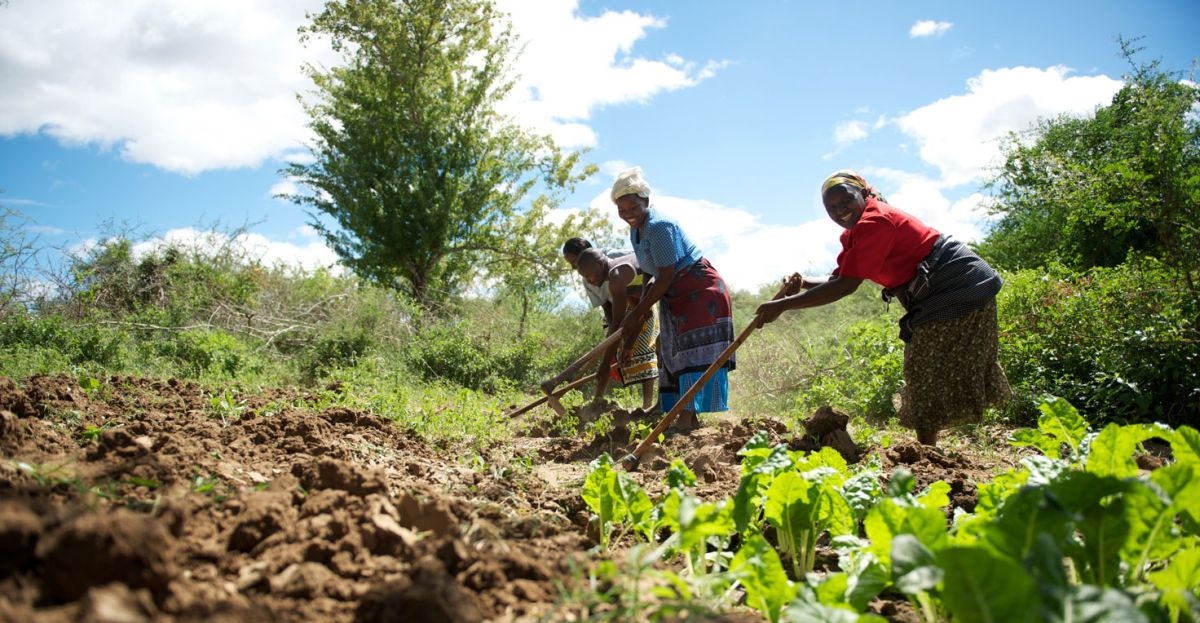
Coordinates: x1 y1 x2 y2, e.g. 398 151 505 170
910 20 953 38
269 179 300 200
866 168 990 241
102 227 341 273
0 1 332 175
834 120 870 144
0 1 718 173
894 65 1122 186
494 0 724 148
585 190 840 292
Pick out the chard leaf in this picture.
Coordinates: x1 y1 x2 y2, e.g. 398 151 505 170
732 444 794 535
974 468 1029 517
1047 471 1131 586
732 534 793 623
1056 585 1149 623
840 470 883 521
676 494 734 551
985 485 1074 562
838 549 889 611
614 471 655 543
886 467 915 497
1147 547 1200 623
891 534 942 594
1010 428 1063 459
1121 479 1183 574
784 599 888 623
1037 396 1089 460
864 498 949 567
1151 463 1200 525
916 480 951 510
1086 423 1157 479
1169 426 1200 467
764 471 817 573
937 546 1041 623
666 458 697 489
582 453 625 549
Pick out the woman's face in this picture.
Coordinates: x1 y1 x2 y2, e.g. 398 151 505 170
823 185 867 229
616 194 650 228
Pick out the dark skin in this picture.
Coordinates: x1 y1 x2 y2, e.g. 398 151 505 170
577 257 655 408
565 250 613 327
613 194 697 426
754 183 868 326
755 183 940 446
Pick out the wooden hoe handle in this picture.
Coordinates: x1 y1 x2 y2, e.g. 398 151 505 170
619 280 791 471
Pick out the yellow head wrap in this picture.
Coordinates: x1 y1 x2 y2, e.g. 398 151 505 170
821 169 883 201
611 166 652 203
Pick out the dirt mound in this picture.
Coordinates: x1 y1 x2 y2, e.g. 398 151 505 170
0 374 1009 621
881 441 1001 512
39 508 176 601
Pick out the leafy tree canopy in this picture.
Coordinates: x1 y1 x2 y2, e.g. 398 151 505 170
282 0 608 311
979 38 1200 298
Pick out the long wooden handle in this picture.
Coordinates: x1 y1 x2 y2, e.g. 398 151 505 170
622 280 791 469
506 361 618 419
543 329 623 389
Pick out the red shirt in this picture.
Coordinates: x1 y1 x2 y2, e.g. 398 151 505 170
832 198 940 289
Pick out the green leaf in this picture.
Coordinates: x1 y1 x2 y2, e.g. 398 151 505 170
864 498 949 567
666 458 697 490
1036 396 1090 460
916 481 951 510
1086 423 1157 478
1057 584 1150 623
891 534 942 594
764 471 816 574
732 534 794 623
614 471 655 543
1120 480 1183 576
1169 426 1200 467
1010 428 1063 459
937 546 1041 623
1147 547 1200 623
985 484 1075 562
784 599 887 623
1047 471 1131 586
886 467 915 497
1152 463 1200 526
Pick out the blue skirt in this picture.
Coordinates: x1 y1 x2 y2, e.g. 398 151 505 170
660 368 729 414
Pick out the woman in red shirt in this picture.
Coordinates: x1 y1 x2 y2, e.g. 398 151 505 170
756 170 1010 446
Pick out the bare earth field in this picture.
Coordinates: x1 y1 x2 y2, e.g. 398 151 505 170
0 375 1016 622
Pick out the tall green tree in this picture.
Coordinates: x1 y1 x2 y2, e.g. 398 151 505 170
979 40 1200 298
282 0 598 310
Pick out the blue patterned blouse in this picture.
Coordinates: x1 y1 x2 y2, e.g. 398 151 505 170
630 207 702 276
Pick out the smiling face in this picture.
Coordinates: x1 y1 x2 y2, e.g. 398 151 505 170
615 194 650 228
822 184 868 229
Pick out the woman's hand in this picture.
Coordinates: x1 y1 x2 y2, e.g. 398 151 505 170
783 273 807 296
755 299 787 327
620 310 645 341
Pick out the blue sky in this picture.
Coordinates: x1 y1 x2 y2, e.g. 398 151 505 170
1 0 1197 292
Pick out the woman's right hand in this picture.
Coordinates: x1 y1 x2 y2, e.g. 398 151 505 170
755 299 786 327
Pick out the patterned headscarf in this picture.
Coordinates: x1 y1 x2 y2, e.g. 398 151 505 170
821 169 884 201
611 166 652 202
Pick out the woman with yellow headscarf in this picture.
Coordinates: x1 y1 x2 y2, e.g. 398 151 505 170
756 170 1010 447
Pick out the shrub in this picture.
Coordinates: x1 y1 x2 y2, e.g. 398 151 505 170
793 317 903 421
997 260 1198 426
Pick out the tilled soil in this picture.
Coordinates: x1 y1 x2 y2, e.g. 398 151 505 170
0 375 1009 622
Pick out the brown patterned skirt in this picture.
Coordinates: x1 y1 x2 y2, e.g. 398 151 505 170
896 299 1011 432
